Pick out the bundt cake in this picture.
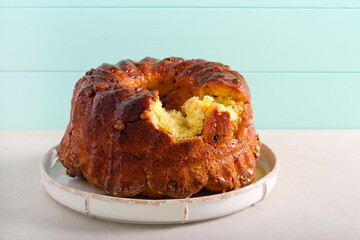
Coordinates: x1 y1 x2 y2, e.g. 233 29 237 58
58 57 261 198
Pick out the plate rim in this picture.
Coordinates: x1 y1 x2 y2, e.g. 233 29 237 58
40 143 279 205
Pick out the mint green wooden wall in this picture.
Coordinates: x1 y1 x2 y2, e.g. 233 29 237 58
1 1 360 129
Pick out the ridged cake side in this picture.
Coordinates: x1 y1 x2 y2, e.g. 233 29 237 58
58 57 260 198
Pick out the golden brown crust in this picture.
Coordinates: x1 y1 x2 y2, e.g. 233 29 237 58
58 57 260 198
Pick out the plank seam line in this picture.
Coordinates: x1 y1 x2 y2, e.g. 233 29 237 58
2 6 360 10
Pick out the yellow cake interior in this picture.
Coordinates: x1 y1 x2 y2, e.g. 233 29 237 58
147 95 243 140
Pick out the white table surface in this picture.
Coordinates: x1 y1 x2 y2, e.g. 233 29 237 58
1 130 359 240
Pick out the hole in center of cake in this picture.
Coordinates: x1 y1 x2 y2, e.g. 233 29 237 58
145 95 243 140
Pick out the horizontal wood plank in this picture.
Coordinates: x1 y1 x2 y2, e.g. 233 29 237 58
2 0 360 8
1 72 359 129
0 8 360 72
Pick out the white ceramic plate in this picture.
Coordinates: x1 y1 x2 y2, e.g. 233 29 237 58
40 143 279 224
